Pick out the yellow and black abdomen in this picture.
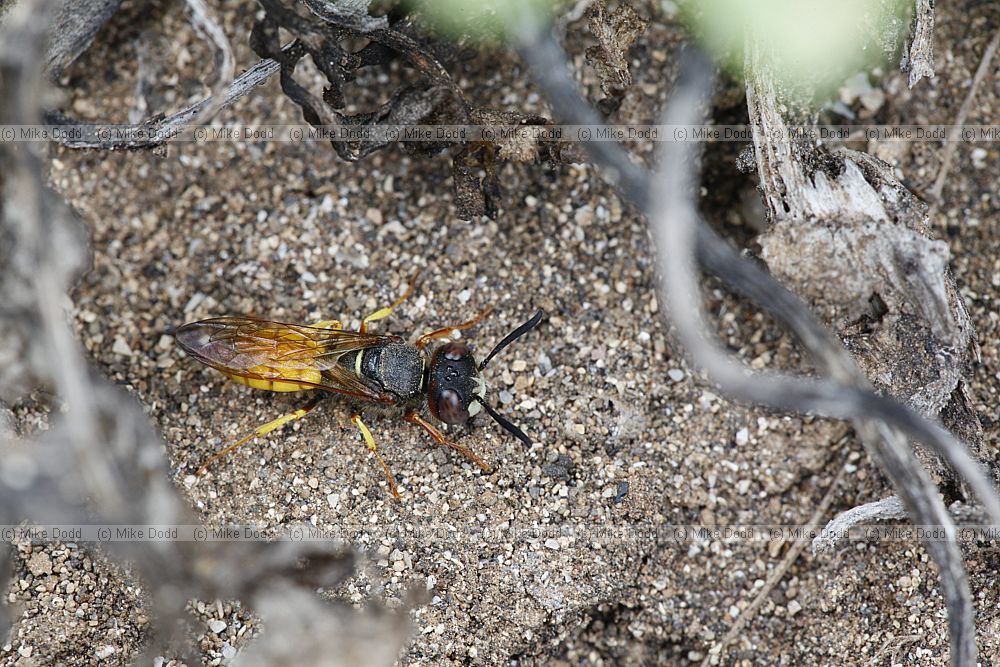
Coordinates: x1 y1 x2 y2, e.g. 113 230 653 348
176 318 326 392
225 369 323 392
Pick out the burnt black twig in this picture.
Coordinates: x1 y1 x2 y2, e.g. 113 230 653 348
252 0 578 218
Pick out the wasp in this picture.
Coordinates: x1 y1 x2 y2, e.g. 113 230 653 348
174 278 543 498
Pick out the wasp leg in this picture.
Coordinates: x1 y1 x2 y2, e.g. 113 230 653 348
359 272 419 334
404 410 491 473
197 395 326 476
350 414 401 499
311 319 343 330
415 306 493 349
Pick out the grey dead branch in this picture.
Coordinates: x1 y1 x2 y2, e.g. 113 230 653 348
42 0 123 79
520 3 998 666
0 1 408 665
742 25 993 667
749 65 986 487
901 0 935 87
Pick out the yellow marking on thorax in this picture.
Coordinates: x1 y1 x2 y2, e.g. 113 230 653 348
354 351 364 378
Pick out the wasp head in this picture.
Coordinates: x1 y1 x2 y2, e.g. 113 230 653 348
424 310 544 447
426 341 485 425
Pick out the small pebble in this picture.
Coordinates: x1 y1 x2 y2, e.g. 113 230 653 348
27 552 52 577
112 337 133 357
209 619 227 634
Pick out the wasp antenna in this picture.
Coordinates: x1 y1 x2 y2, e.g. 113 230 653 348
475 396 532 448
478 309 544 371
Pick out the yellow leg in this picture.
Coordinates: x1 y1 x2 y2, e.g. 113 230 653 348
404 410 491 473
311 319 342 330
197 395 326 476
359 272 419 334
415 306 493 349
351 414 401 499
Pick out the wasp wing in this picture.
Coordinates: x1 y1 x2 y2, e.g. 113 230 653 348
175 316 402 403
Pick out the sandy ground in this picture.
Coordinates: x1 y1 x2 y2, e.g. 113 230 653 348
3 0 1000 665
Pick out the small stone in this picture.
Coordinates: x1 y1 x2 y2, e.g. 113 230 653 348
787 600 802 616
510 359 527 372
95 645 116 659
537 352 553 373
735 428 750 446
544 538 560 550
27 552 52 576
112 337 133 357
221 643 237 660
208 619 227 634
668 368 685 382
365 208 383 224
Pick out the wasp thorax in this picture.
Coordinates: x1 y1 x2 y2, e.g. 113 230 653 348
427 341 483 425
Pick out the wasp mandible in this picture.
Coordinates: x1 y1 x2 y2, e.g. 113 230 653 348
175 278 543 498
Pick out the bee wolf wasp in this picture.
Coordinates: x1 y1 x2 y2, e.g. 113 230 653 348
175 280 543 498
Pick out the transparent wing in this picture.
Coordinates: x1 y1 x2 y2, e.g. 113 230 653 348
175 316 401 403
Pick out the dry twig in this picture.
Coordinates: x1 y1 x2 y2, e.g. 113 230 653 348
516 22 999 667
704 455 849 664
927 24 1000 206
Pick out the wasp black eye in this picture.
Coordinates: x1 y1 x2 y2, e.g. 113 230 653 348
431 388 469 425
427 342 479 425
